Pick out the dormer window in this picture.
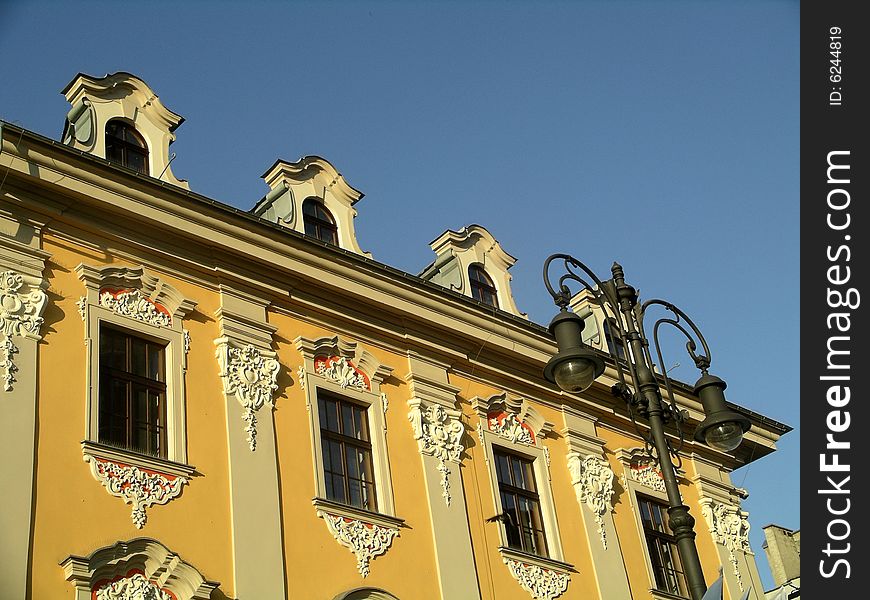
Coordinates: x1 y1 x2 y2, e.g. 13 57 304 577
302 198 338 245
603 318 627 361
105 120 148 175
469 264 498 308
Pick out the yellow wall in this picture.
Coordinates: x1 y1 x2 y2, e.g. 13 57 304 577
32 231 737 600
31 234 235 598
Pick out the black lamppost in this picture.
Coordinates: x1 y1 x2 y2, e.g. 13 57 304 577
542 255 750 600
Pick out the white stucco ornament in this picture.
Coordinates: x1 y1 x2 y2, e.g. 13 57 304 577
489 412 535 445
99 289 172 328
408 403 465 505
504 557 570 600
318 512 399 577
84 455 187 528
315 355 369 390
701 500 751 590
0 336 18 392
217 343 280 451
0 270 47 392
567 453 615 549
94 573 173 600
628 463 666 493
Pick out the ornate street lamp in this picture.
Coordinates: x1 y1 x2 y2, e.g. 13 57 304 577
542 255 750 600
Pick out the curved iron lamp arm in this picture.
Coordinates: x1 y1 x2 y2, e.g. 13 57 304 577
543 255 640 387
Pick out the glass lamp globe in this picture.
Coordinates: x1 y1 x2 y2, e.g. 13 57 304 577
553 357 598 393
702 421 744 452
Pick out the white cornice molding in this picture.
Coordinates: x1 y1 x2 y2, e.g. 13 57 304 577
472 391 554 446
60 538 220 600
1 130 788 456
76 264 196 327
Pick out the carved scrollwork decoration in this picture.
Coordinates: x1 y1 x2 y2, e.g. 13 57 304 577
409 403 465 505
503 557 570 600
84 455 187 528
99 289 172 328
567 453 615 549
701 499 751 591
0 270 47 392
317 511 399 577
93 572 173 600
216 342 280 451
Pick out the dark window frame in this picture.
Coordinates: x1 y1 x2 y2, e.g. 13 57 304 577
98 325 167 458
469 264 499 308
105 120 149 175
638 494 690 598
317 391 378 511
302 198 339 245
494 447 549 557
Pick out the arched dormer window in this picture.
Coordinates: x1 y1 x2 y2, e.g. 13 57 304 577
105 120 149 175
302 198 338 245
469 264 499 308
603 318 627 361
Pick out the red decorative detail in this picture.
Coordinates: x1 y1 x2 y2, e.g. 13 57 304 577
314 355 371 390
94 457 178 481
487 411 536 444
91 569 178 600
100 288 172 320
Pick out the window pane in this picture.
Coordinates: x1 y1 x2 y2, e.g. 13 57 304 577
345 446 361 480
341 402 354 437
495 452 511 484
353 405 369 441
148 343 163 381
127 150 146 174
522 460 537 492
327 440 344 475
500 492 522 549
329 474 347 504
511 456 526 489
131 337 147 376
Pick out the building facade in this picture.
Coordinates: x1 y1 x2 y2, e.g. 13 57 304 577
0 72 790 600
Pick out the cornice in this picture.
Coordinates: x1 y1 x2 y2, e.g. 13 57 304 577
1 122 790 459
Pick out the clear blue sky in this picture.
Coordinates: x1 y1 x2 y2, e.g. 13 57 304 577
1 0 799 591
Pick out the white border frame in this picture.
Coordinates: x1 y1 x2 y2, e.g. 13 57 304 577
479 427 566 564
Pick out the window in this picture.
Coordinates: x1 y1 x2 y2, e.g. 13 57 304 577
99 326 167 458
318 392 377 511
469 264 498 308
603 318 627 361
302 198 338 245
638 495 690 597
105 120 149 174
494 448 549 557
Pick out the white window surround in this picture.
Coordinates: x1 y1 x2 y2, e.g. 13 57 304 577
60 537 220 600
295 335 399 519
76 265 197 493
616 447 692 600
473 392 572 599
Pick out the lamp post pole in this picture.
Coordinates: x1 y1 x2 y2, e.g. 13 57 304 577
542 255 751 600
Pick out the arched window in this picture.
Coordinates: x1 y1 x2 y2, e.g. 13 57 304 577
469 264 498 308
105 120 148 174
302 198 339 245
603 318 627 361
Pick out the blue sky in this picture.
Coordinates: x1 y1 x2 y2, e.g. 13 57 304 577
1 0 799 591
